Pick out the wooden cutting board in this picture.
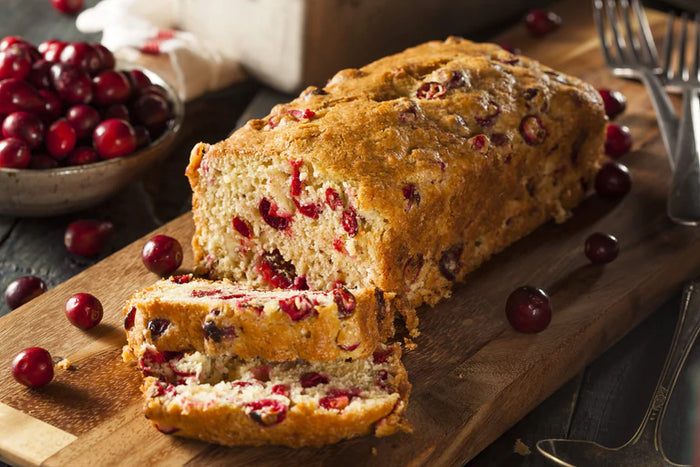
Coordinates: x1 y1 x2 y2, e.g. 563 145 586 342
1 1 697 466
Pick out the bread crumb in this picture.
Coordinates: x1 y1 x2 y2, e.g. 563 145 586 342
409 327 421 338
56 358 73 370
371 447 377 456
513 438 531 456
403 338 418 351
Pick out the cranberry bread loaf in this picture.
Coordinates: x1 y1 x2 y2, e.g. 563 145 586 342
139 343 411 447
186 36 606 315
122 274 394 362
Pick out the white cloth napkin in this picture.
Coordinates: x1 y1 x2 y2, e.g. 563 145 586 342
76 0 246 101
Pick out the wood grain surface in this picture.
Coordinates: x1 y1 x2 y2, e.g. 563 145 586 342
1 1 697 466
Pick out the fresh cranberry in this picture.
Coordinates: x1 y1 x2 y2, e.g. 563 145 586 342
46 119 77 159
102 103 129 121
0 37 28 51
505 286 552 333
41 40 66 62
245 399 287 426
279 295 314 321
595 161 631 198
519 115 547 145
65 104 100 139
2 111 43 148
258 198 292 231
38 39 61 54
49 62 93 104
325 188 343 210
51 0 84 14
300 372 329 388
333 286 356 318
130 92 170 132
0 78 44 114
142 235 183 276
416 82 446 99
28 154 59 169
585 232 619 264
127 69 151 90
64 219 114 256
65 293 103 329
4 275 47 310
147 318 171 340
93 119 137 159
28 59 53 89
598 89 627 120
133 125 150 148
65 146 99 166
604 124 632 158
124 306 135 330
0 137 30 168
257 250 297 289
342 209 358 237
12 347 54 387
92 70 131 106
525 9 562 37
92 44 114 70
439 244 463 281
232 216 252 238
37 89 62 121
59 42 100 73
0 45 32 80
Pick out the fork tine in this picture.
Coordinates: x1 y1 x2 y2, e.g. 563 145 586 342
678 14 689 80
605 0 630 64
631 0 659 67
662 12 675 78
620 0 643 63
593 0 616 66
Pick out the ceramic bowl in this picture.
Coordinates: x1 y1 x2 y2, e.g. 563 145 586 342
0 65 184 217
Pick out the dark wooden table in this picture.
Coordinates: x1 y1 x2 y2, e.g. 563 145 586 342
0 1 696 465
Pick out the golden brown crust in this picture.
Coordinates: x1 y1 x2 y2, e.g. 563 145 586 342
123 277 395 362
186 37 606 315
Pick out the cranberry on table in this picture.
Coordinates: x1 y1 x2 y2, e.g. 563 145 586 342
2 111 44 148
51 0 84 14
46 118 77 159
604 124 633 158
0 45 32 81
4 275 47 310
12 347 54 388
505 286 552 333
585 232 619 264
93 119 137 159
66 104 100 139
525 9 562 37
598 89 627 120
142 235 183 276
64 219 114 256
92 70 132 106
65 293 103 329
0 137 31 168
595 161 631 198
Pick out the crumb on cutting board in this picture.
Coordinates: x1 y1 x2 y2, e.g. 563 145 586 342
403 337 418 351
514 438 531 456
56 358 73 370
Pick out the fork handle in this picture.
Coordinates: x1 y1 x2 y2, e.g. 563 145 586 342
667 88 700 225
640 69 678 167
630 281 700 457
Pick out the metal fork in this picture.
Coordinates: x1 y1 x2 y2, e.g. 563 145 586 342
665 13 700 225
593 0 679 167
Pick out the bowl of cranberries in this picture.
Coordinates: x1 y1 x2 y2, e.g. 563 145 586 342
0 37 184 216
